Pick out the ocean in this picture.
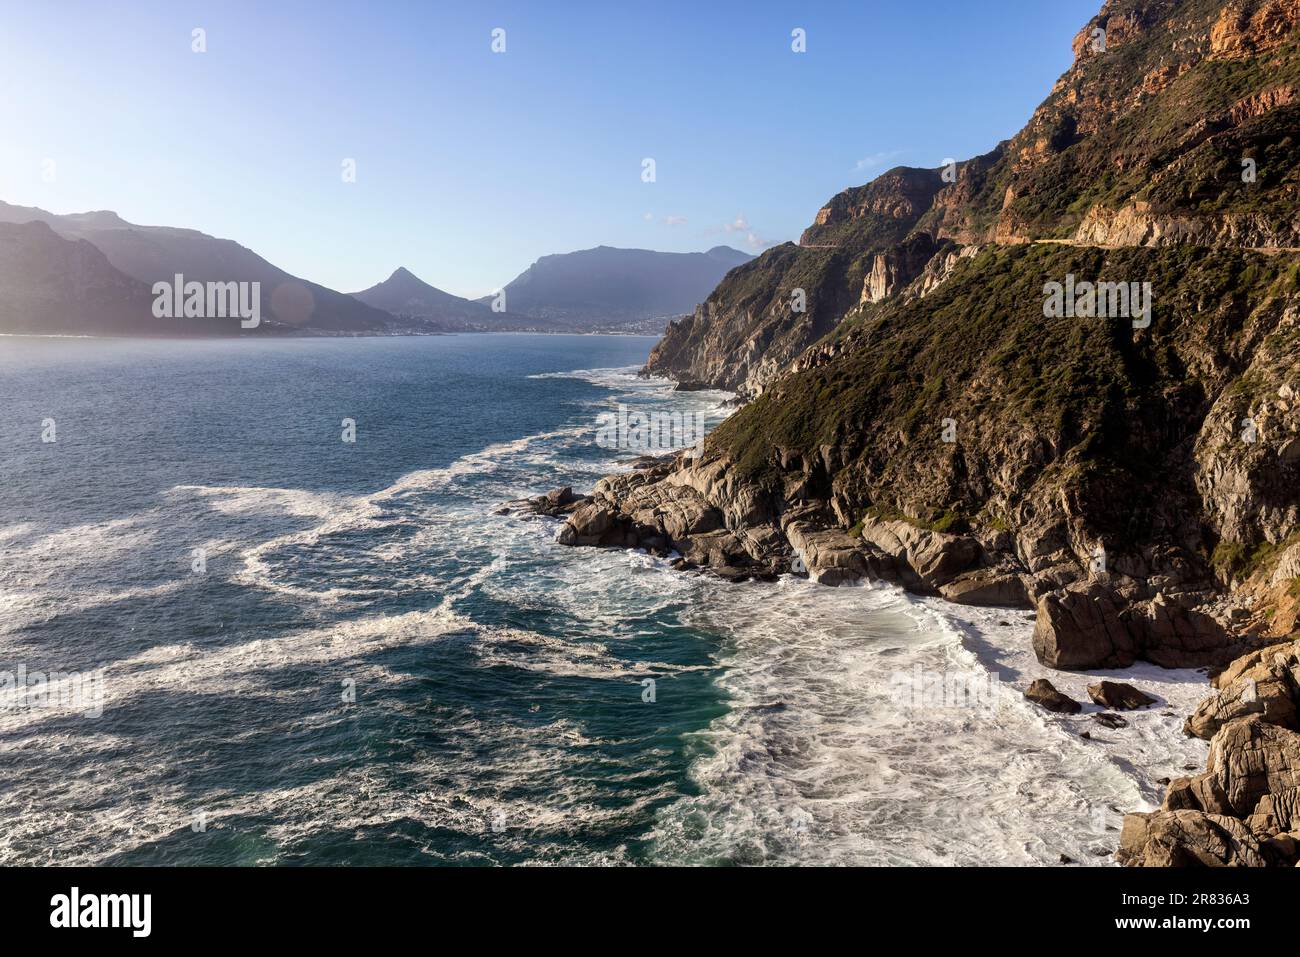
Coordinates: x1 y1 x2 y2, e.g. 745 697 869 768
0 333 1209 865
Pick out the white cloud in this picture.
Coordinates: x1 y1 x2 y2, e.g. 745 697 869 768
709 213 777 250
662 215 687 226
853 150 905 173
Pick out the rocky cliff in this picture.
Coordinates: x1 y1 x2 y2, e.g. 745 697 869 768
644 168 953 397
543 0 1300 867
572 241 1298 666
1118 637 1300 865
646 0 1300 397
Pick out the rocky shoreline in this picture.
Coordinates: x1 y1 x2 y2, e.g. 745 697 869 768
1118 638 1300 866
510 439 1300 866
519 445 1271 667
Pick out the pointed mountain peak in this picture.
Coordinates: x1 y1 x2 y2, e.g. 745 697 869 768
352 266 482 317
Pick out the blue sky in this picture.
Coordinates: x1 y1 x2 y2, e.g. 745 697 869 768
0 0 1100 298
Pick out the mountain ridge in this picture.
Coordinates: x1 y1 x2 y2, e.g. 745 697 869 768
0 197 754 335
0 197 752 338
0 200 393 333
0 220 299 337
484 244 752 331
645 0 1300 395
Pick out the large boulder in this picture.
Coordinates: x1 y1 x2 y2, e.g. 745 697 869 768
784 522 869 586
1032 584 1138 669
1117 809 1267 867
939 567 1033 608
505 486 590 518
859 518 981 591
1087 681 1156 710
1245 785 1300 835
1135 594 1237 668
624 485 724 541
1032 585 1236 670
542 486 580 509
557 500 622 546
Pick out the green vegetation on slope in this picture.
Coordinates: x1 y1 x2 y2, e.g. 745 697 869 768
710 243 1296 550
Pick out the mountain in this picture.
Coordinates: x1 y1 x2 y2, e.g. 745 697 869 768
0 220 159 335
0 220 297 336
544 0 1300 867
0 200 392 333
353 266 482 321
700 245 754 269
350 266 561 332
0 201 753 337
484 245 753 331
646 0 1300 395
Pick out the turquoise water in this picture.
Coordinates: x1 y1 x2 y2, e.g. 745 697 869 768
0 334 1198 866
0 335 735 864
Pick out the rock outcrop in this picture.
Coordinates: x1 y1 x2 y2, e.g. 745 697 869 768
1184 638 1300 739
1120 639 1300 867
1162 716 1300 818
1032 587 1236 670
1117 809 1268 866
1209 0 1300 61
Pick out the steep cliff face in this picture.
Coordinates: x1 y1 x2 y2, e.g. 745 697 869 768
799 168 946 248
643 244 857 396
646 0 1300 396
643 169 947 396
983 0 1300 246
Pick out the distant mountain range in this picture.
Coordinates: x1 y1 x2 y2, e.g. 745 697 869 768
0 198 752 338
0 220 160 336
0 200 389 334
483 245 752 331
354 246 752 334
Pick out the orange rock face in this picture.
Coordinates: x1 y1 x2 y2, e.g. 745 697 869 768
1210 0 1300 60
1228 84 1298 122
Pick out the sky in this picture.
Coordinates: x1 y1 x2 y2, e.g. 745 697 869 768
0 0 1101 299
